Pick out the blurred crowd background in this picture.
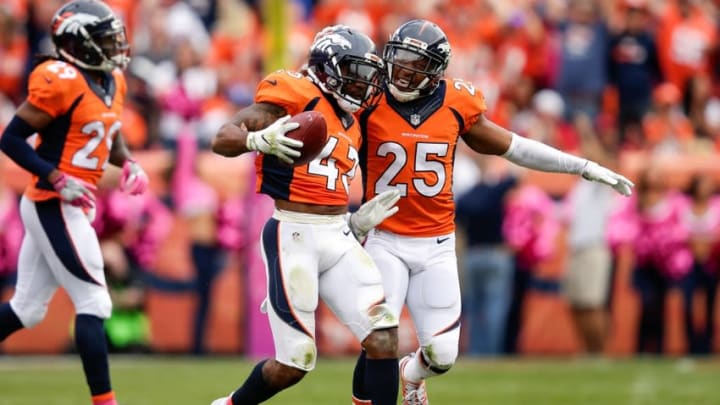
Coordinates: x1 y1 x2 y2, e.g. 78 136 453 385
0 0 719 358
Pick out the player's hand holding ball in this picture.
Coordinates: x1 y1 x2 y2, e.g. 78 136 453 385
120 158 149 195
52 172 97 209
246 115 303 165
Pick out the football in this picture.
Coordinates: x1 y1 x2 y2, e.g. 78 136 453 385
285 111 328 166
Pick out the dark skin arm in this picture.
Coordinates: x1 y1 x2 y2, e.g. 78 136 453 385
211 102 287 157
108 133 133 167
460 113 514 155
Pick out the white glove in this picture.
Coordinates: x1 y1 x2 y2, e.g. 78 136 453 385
52 172 97 209
246 115 302 165
120 159 149 195
581 161 634 196
349 189 401 240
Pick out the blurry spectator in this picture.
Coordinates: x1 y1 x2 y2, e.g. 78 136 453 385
206 0 262 108
185 0 218 32
607 0 661 143
561 120 618 354
643 82 695 153
0 4 28 105
171 127 225 355
121 71 153 150
703 98 720 151
678 173 720 354
512 88 580 151
502 184 560 354
0 180 22 295
655 0 717 97
456 156 519 356
0 94 16 132
554 0 608 121
93 187 173 353
24 0 63 69
98 235 150 354
160 0 211 55
494 6 557 90
158 39 217 148
682 74 718 153
607 166 693 354
492 75 536 129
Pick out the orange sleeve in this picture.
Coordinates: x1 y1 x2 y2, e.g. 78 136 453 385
446 79 487 133
254 70 312 116
26 63 69 118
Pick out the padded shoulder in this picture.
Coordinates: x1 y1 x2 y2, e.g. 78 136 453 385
254 70 320 116
26 60 83 117
442 78 487 133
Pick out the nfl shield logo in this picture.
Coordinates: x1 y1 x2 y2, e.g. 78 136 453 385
410 114 421 126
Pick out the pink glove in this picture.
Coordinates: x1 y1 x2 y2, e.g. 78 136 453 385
52 173 96 209
120 159 149 195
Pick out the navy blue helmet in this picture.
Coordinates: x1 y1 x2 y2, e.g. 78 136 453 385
51 0 130 72
383 19 451 101
307 26 385 112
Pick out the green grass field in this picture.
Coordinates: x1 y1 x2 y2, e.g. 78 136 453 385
0 355 719 405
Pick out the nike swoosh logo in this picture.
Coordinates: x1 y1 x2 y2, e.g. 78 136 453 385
436 237 450 244
343 229 352 236
266 79 277 86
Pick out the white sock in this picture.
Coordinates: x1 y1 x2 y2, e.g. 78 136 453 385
403 350 431 383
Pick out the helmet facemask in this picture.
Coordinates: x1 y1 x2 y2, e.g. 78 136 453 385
308 39 384 113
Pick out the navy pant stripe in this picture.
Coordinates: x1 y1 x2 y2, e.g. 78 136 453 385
262 218 312 337
35 199 99 285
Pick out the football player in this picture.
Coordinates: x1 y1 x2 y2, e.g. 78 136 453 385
209 26 400 405
0 1 148 404
357 19 634 405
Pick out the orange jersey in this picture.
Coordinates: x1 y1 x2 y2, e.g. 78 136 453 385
359 79 486 236
25 60 126 201
254 70 361 207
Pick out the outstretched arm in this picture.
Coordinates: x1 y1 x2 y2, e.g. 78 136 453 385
461 114 634 196
212 102 302 164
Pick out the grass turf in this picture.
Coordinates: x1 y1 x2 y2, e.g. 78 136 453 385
0 356 718 404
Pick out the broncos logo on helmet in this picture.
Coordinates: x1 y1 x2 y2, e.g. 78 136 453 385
307 25 385 113
51 0 130 72
383 19 451 102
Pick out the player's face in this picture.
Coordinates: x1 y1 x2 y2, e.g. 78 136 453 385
339 61 382 106
388 49 435 91
96 30 130 68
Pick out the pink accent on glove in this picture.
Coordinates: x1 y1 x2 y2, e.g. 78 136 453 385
120 159 149 195
52 173 97 209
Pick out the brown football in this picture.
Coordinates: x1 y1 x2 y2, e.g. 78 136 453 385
285 111 328 166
